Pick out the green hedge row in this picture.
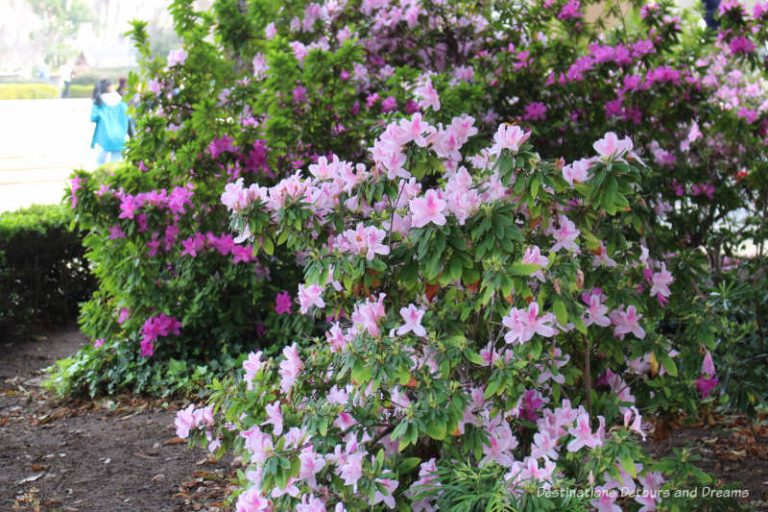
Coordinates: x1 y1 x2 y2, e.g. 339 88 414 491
0 204 93 337
0 83 92 100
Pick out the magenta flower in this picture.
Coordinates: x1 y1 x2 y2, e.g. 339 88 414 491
409 189 447 228
396 304 427 337
275 291 292 315
523 101 548 121
108 225 125 240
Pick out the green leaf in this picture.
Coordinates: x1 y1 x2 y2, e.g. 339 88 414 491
509 262 541 276
619 454 637 478
553 299 568 325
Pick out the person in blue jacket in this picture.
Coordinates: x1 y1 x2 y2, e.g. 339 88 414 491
90 79 129 165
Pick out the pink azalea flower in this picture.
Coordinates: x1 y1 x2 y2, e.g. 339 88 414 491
279 343 303 394
298 283 325 314
414 76 441 111
299 447 326 488
396 304 427 337
175 404 196 439
167 48 187 67
591 488 621 512
566 413 603 452
235 488 271 512
562 158 591 187
502 302 557 345
243 351 264 389
549 215 581 253
351 294 387 337
337 449 365 488
263 401 284 435
609 305 646 340
241 425 274 463
702 350 716 376
371 478 399 509
275 291 292 315
490 124 531 156
582 290 611 327
409 189 447 228
650 264 673 303
593 132 637 162
296 494 326 512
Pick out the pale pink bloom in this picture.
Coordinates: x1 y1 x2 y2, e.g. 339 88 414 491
337 450 365 488
194 405 214 428
583 292 611 327
650 264 674 300
591 488 621 512
609 305 646 340
414 77 441 111
409 189 447 228
296 495 326 512
279 343 303 393
593 242 618 267
235 488 271 512
508 457 556 488
252 53 269 80
701 350 716 376
490 124 531 156
604 462 642 494
481 418 519 467
623 406 646 440
531 430 559 460
241 426 274 463
393 113 434 147
263 401 284 435
326 384 349 405
325 323 350 353
593 132 638 163
396 304 427 337
351 294 387 337
522 245 548 281
371 478 399 509
549 215 580 253
243 351 264 389
299 447 326 488
562 158 591 186
298 283 325 314
265 22 277 39
175 404 196 438
167 48 187 67
502 302 557 345
566 413 603 452
334 411 357 430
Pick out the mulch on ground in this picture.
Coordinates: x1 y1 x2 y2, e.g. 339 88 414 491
0 327 235 512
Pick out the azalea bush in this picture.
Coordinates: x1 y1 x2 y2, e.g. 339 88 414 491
182 118 730 510
60 0 768 412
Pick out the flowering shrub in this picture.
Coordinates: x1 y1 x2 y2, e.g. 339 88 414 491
61 0 767 431
180 116 715 510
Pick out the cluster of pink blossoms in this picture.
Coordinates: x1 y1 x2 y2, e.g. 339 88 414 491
139 314 181 357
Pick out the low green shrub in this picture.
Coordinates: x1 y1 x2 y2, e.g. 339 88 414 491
0 83 59 100
0 204 93 337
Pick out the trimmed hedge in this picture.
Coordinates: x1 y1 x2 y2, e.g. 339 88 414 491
0 83 92 100
0 204 93 337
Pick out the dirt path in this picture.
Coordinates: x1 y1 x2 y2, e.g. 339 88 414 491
0 327 231 512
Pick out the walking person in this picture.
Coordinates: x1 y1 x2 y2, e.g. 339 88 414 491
90 79 129 165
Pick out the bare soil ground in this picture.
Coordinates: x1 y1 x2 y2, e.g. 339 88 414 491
0 327 234 512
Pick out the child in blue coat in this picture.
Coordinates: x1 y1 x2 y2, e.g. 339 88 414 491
90 79 129 165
